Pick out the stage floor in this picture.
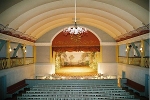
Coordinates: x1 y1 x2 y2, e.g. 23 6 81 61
56 66 97 76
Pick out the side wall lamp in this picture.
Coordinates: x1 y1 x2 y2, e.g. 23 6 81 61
140 47 143 52
125 45 132 52
9 47 12 52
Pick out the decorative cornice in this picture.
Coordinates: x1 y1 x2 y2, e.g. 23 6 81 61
116 24 149 42
35 42 117 46
0 24 36 43
0 33 34 45
101 42 117 46
117 33 150 45
35 43 51 46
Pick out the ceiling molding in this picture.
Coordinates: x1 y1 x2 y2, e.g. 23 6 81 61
101 42 117 46
0 33 34 45
117 33 150 45
35 43 51 46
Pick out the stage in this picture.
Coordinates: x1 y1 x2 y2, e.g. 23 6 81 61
55 66 97 76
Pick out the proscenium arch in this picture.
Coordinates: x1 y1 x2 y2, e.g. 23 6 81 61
50 26 102 45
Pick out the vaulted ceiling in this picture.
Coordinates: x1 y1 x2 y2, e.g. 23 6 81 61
0 0 149 41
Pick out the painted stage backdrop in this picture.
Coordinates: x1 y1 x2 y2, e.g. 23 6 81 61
55 52 98 71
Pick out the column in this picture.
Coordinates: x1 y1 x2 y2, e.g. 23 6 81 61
33 45 36 63
6 41 11 68
53 51 56 64
99 46 102 63
50 46 53 63
140 40 145 67
23 44 26 65
116 45 119 63
126 43 129 64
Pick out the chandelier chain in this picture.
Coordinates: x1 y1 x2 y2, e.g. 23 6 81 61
63 0 87 36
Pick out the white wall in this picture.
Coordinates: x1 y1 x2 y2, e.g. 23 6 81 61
98 63 118 76
102 46 116 63
36 46 50 63
26 45 33 57
0 64 35 87
35 63 55 76
118 63 149 86
119 44 126 56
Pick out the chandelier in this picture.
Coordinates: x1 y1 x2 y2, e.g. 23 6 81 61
63 0 87 36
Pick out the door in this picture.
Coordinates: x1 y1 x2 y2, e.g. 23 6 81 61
122 71 126 78
0 75 7 100
145 74 149 97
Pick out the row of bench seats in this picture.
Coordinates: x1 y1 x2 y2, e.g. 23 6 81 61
7 79 28 98
121 78 145 96
17 80 139 100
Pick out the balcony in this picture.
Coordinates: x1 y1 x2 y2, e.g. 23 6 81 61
0 57 34 70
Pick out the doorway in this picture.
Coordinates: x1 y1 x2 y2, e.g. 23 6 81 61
0 75 7 100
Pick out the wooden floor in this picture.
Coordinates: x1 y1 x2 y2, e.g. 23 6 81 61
56 66 97 76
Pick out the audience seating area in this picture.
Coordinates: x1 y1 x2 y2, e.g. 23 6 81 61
17 79 140 100
7 80 29 98
123 78 145 96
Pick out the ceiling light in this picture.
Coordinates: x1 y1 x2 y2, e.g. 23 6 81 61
63 0 87 36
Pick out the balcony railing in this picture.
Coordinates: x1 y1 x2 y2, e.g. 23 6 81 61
118 56 149 68
10 57 24 67
0 57 34 70
0 58 8 69
25 57 34 64
143 56 149 68
128 57 141 66
118 56 127 64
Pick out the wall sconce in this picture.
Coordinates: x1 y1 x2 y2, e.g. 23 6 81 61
125 45 132 52
9 48 12 52
140 47 143 52
21 45 27 53
125 48 128 52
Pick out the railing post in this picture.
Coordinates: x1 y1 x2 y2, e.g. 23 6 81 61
50 45 53 63
33 45 36 63
6 40 11 68
23 44 26 65
126 43 129 64
140 40 145 67
116 45 119 63
53 51 56 64
99 46 102 63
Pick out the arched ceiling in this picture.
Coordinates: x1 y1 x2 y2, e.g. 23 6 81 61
0 0 149 41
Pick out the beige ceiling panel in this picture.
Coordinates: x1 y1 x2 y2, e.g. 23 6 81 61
96 0 149 25
77 0 143 28
22 12 127 36
78 14 126 34
0 0 60 25
18 8 75 33
0 0 148 41
79 21 117 38
31 18 72 37
25 15 73 35
18 8 133 37
35 21 73 39
81 18 121 36
8 0 138 32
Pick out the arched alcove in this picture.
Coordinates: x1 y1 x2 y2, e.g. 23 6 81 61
52 30 100 52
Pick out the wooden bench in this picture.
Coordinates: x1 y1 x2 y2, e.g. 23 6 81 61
7 79 28 98
123 79 145 96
